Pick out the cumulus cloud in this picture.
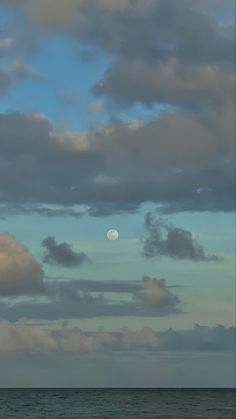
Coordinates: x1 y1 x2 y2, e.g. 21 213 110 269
139 276 180 306
1 0 234 110
0 110 234 214
20 0 234 107
94 59 234 107
42 236 89 267
0 1 234 216
143 213 221 261
0 234 45 297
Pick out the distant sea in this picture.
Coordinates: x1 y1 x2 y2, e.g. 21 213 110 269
0 388 235 418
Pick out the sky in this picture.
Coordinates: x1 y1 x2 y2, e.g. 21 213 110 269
0 0 235 388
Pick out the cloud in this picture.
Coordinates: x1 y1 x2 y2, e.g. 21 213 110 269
0 61 43 94
20 0 234 108
158 324 236 352
47 278 143 293
0 276 181 321
0 321 234 354
0 110 234 214
123 326 159 347
55 328 118 353
143 213 221 261
1 0 234 110
0 205 86 219
1 1 233 214
139 276 180 306
93 59 234 107
0 320 57 353
42 236 89 267
0 234 45 297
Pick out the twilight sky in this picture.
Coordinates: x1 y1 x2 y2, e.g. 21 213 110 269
0 0 235 388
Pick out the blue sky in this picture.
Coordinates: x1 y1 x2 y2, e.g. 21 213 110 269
0 0 235 387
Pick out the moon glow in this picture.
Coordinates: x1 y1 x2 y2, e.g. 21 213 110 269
107 229 119 241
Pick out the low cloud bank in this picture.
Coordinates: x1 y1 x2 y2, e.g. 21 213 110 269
0 322 234 354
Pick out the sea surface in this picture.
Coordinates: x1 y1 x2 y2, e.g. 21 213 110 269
0 388 235 418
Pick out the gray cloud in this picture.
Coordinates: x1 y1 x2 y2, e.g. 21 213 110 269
0 234 45 297
47 278 143 294
0 205 86 219
0 276 181 321
143 213 221 261
93 59 235 108
36 1 235 106
42 236 89 267
0 110 234 214
4 0 233 108
158 324 236 352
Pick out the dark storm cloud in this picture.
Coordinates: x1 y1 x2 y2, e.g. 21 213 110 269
42 236 89 267
0 110 234 213
143 213 221 261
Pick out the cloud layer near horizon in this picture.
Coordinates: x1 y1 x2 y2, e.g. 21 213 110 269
0 321 234 354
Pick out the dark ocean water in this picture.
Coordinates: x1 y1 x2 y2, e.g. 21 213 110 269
0 388 235 419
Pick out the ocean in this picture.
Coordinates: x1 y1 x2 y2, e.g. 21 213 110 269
0 388 235 418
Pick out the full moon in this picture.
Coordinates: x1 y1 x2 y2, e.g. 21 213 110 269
107 229 119 241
